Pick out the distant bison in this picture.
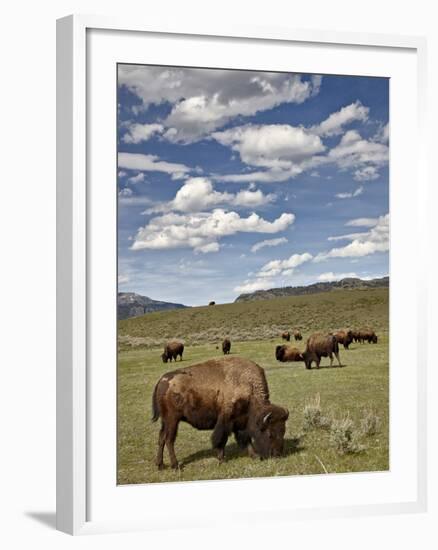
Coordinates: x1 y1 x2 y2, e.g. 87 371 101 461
293 329 303 341
357 329 378 344
281 331 291 342
152 356 289 469
303 333 341 369
161 341 184 363
209 301 216 306
222 338 231 355
334 329 354 349
352 330 361 343
275 345 304 363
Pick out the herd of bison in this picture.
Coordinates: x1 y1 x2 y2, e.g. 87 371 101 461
152 327 378 470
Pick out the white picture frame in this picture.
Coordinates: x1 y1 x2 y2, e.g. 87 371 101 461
56 14 428 535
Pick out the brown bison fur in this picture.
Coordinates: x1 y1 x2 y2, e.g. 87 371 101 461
281 331 291 342
334 329 354 349
161 341 184 363
222 338 231 355
303 333 342 369
275 345 304 363
293 330 303 341
357 329 378 344
151 356 289 470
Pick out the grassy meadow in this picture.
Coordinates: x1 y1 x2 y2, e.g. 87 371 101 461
117 288 389 484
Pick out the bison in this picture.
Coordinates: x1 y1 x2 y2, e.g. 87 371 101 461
275 345 304 363
357 329 378 344
209 301 216 306
222 338 231 355
152 356 289 469
281 331 291 342
161 341 184 363
293 330 303 341
303 333 342 369
334 329 354 350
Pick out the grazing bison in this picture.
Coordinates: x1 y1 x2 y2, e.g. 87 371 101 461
303 333 342 369
152 356 289 469
351 330 360 343
209 301 216 306
161 341 184 363
281 331 291 342
357 329 378 344
293 329 303 341
222 338 231 355
275 345 304 363
334 329 354 350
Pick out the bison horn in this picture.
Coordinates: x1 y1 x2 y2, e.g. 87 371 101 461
262 412 272 424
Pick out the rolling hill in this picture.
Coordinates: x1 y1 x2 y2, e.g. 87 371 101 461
234 276 389 302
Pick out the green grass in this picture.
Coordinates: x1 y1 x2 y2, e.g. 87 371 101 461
117 288 389 484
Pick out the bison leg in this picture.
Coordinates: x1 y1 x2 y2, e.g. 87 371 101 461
212 416 231 462
155 422 166 470
335 351 342 367
164 418 180 469
234 429 257 458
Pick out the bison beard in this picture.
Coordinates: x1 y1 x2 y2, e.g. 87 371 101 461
151 357 289 470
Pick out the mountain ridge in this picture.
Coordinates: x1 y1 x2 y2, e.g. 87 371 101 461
234 276 389 303
118 292 188 320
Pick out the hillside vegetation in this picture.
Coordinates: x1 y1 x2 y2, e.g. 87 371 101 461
118 288 389 350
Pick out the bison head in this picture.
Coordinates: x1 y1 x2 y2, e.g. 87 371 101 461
302 350 315 370
161 351 169 363
252 404 289 458
275 345 285 362
372 334 378 343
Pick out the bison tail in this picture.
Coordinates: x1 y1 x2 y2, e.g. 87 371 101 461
151 381 161 422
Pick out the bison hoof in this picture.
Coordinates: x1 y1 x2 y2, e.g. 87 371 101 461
171 462 181 470
157 462 165 471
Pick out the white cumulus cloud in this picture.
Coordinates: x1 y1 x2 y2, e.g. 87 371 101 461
131 209 295 253
310 101 369 137
118 152 190 179
257 252 313 278
251 237 288 253
122 123 164 144
146 177 276 214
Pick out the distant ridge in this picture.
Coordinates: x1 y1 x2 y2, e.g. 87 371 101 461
234 276 389 303
118 292 188 320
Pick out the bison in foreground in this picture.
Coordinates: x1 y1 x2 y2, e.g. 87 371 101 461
293 330 303 341
281 331 291 342
275 345 304 363
152 357 289 470
303 333 342 369
334 329 353 349
161 341 184 363
222 338 231 355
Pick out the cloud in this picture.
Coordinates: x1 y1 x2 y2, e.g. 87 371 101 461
146 177 276 214
234 251 312 294
122 123 164 144
118 152 190 179
119 65 322 142
353 166 380 181
257 252 313 278
212 124 326 170
327 129 388 177
346 217 379 227
118 187 133 198
234 279 274 294
127 172 145 184
335 186 363 199
118 274 130 284
251 237 288 253
373 122 389 143
131 209 295 253
317 271 359 282
310 101 369 137
315 214 389 261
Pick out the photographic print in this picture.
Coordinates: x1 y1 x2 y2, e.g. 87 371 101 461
117 64 389 484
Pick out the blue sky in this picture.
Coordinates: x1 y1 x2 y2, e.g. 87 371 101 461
117 65 389 306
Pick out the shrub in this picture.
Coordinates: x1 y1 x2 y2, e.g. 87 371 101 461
360 409 381 436
303 394 332 430
330 416 365 455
